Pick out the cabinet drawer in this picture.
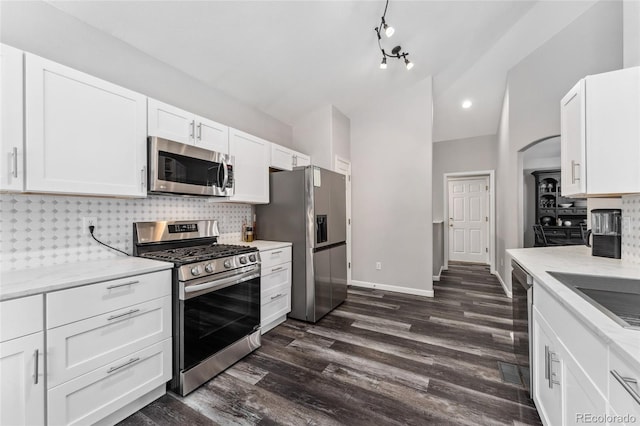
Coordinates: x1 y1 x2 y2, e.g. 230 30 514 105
261 262 291 294
48 338 171 426
260 247 292 269
535 282 607 391
609 349 640 421
261 284 290 326
0 295 43 342
47 270 171 328
544 228 566 237
47 296 171 388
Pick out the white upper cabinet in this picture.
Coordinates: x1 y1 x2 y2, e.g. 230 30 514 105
0 44 25 192
229 128 270 204
25 53 147 197
561 67 640 197
147 98 229 154
270 143 311 171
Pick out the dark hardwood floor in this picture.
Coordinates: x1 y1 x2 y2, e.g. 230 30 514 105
118 262 542 426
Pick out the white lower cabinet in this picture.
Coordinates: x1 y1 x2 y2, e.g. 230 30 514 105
48 338 171 426
0 332 45 426
260 246 292 334
533 308 563 426
46 269 172 425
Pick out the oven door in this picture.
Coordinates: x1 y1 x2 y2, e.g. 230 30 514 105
148 136 234 196
179 266 260 371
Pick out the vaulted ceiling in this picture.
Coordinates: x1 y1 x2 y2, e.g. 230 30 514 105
46 0 597 142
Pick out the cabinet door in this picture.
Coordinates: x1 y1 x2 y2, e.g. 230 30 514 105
270 143 294 171
560 80 587 197
561 344 607 426
1 44 24 192
533 308 562 426
294 152 311 167
586 67 640 195
147 98 194 144
25 54 147 197
229 128 270 203
0 332 45 426
195 115 229 154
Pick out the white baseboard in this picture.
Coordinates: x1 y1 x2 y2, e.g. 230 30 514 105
432 266 444 281
351 280 434 298
494 271 512 298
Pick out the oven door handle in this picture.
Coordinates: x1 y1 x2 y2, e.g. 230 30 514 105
182 271 260 299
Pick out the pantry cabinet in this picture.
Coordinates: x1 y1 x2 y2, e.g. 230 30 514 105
229 128 270 204
0 44 25 192
0 295 45 426
270 143 311 171
561 67 640 197
25 53 148 197
148 98 229 154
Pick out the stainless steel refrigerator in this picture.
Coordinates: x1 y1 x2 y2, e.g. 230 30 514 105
256 166 347 323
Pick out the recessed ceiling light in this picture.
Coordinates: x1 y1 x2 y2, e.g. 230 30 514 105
462 100 473 109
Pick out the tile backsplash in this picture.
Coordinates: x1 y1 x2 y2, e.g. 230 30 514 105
0 193 252 271
622 194 640 264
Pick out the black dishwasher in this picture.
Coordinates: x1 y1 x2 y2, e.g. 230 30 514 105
512 260 533 397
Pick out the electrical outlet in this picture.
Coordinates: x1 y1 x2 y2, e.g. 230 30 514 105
375 262 382 270
82 216 98 234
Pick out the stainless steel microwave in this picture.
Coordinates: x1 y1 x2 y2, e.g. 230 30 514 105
148 137 234 197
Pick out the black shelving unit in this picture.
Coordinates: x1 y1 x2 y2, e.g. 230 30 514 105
532 170 587 245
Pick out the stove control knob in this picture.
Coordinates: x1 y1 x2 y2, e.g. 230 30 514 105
191 266 202 276
204 263 214 273
224 259 232 269
249 254 257 262
239 256 248 265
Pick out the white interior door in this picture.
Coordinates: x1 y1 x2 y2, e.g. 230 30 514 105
334 156 351 285
448 177 489 263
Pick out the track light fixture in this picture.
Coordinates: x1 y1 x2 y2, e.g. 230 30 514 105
375 0 412 70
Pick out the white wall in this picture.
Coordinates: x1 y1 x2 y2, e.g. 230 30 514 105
350 77 433 297
292 104 351 170
496 0 623 290
624 0 640 67
432 135 497 222
0 1 292 146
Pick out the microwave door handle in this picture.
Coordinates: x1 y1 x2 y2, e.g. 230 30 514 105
221 157 229 189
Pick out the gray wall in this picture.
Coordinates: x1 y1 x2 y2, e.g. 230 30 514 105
496 0 623 290
0 1 292 146
350 77 433 295
433 222 444 277
624 0 640 67
331 106 351 163
432 134 497 222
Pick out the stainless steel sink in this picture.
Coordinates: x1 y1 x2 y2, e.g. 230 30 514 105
546 272 640 329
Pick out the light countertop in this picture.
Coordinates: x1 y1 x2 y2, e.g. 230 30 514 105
507 245 640 369
232 240 292 251
0 257 173 301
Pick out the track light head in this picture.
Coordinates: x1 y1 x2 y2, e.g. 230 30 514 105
380 57 388 69
404 57 413 70
384 23 394 38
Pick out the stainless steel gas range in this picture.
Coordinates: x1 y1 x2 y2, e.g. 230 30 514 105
133 220 261 396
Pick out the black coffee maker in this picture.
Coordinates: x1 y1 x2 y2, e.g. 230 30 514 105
584 209 622 259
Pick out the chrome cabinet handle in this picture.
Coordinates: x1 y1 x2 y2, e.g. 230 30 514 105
106 280 139 290
11 147 18 178
197 122 202 140
107 357 141 374
271 251 282 255
546 348 560 389
611 370 640 405
271 266 284 273
33 349 39 384
270 293 284 300
544 345 550 381
107 309 140 321
571 160 580 183
190 120 195 139
141 167 146 190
